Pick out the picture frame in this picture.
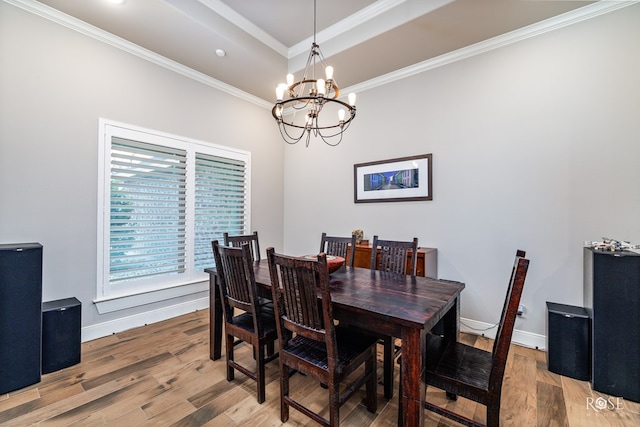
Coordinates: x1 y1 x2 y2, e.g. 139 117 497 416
354 154 432 203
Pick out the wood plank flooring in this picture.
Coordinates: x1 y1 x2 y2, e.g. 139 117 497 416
1 309 639 426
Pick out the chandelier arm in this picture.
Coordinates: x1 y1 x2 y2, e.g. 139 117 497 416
322 134 343 147
272 0 355 147
277 121 307 145
274 98 354 128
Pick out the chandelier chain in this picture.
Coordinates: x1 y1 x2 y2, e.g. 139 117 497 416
271 0 356 147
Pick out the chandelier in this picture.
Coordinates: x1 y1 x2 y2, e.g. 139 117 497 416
272 0 356 147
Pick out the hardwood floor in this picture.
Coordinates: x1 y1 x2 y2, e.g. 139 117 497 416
1 309 639 426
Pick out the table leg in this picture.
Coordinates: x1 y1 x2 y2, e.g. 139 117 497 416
400 327 426 427
441 297 460 401
209 273 223 360
442 296 460 344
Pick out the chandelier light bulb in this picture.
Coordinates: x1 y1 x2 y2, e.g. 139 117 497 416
317 79 326 96
276 83 286 101
270 0 356 147
325 66 334 80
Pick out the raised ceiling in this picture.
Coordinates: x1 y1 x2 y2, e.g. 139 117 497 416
31 0 601 103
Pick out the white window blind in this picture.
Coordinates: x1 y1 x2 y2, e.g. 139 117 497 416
97 119 250 309
109 138 187 284
194 153 247 271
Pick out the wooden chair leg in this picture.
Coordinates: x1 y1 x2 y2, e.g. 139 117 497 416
487 399 501 427
257 345 266 404
280 362 290 422
397 355 403 425
383 336 394 399
225 334 235 381
329 382 339 427
365 347 377 413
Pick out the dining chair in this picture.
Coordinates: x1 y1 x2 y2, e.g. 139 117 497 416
211 240 278 404
369 235 419 399
398 251 530 426
319 232 356 267
223 231 261 262
266 248 378 427
370 235 419 276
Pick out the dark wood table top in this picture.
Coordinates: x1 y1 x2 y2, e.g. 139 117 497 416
212 260 464 333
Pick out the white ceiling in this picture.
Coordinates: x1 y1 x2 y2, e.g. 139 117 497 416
33 0 596 103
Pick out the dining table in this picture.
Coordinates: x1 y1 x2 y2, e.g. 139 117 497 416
205 260 465 427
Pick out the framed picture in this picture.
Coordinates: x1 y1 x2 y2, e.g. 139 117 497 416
354 154 432 203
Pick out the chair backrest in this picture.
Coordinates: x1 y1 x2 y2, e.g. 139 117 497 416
212 240 262 325
370 235 418 276
267 248 337 368
319 232 356 267
490 254 530 390
224 231 261 262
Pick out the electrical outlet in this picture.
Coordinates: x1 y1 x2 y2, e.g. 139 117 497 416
517 304 525 316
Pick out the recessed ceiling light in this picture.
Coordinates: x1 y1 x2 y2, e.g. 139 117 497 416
215 49 226 57
109 0 125 5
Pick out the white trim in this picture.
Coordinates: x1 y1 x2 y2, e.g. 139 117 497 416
4 0 271 110
83 297 209 342
344 0 639 97
6 0 636 108
93 281 209 314
96 118 250 307
460 317 547 350
288 0 454 70
196 0 288 57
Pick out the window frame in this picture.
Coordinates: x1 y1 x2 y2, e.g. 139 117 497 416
96 118 251 313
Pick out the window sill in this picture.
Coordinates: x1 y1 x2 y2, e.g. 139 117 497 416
93 280 208 314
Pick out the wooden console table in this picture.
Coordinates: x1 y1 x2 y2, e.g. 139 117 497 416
347 244 437 278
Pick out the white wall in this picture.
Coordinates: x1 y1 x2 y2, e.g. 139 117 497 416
0 2 284 339
283 5 640 346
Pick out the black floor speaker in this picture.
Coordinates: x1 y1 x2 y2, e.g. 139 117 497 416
546 302 591 381
42 297 81 374
0 243 43 394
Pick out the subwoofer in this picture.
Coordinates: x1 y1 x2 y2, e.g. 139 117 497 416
0 243 43 394
546 301 591 381
42 297 81 374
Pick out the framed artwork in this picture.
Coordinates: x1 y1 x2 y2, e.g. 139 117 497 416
354 154 432 203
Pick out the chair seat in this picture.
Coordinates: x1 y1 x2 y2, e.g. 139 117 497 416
284 327 378 373
229 311 277 336
426 334 492 401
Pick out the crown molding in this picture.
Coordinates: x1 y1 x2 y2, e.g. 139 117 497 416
5 0 637 109
343 0 639 97
196 0 288 57
4 0 272 110
288 0 454 71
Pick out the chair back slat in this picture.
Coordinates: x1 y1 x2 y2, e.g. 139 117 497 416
493 249 526 350
490 255 529 387
212 241 261 323
319 232 356 267
224 231 261 262
370 236 418 276
267 249 336 359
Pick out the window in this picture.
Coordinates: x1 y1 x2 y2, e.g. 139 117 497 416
97 119 250 312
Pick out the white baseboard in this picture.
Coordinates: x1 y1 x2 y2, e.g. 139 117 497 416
80 301 547 351
460 317 547 350
81 297 209 342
